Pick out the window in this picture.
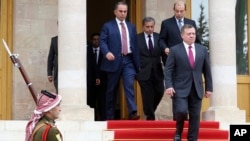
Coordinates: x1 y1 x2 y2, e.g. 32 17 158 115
236 0 249 75
192 0 209 51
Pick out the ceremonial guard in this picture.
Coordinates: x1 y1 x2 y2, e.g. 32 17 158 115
25 90 63 141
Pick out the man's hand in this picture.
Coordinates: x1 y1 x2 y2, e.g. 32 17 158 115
96 79 101 85
164 87 175 96
47 76 53 82
106 52 115 61
164 48 170 55
204 91 212 98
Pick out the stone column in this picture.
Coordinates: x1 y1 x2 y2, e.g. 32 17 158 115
202 0 245 129
58 0 94 120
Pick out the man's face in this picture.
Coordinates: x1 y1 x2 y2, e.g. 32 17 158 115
143 21 155 35
114 4 127 21
92 35 99 48
174 4 186 19
181 27 196 45
47 102 61 120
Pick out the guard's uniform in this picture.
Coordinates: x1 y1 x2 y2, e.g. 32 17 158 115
31 116 63 141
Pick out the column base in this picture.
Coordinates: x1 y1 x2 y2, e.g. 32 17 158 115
202 107 246 129
59 105 94 121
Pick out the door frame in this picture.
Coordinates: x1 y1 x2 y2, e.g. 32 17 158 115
0 0 13 119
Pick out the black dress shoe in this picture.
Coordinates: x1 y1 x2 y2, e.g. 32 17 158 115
146 117 155 120
174 134 181 141
128 112 140 120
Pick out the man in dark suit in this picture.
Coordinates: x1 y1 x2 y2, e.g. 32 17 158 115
137 17 164 120
159 0 201 121
99 1 140 120
159 0 201 65
164 24 213 141
47 36 58 93
87 33 107 121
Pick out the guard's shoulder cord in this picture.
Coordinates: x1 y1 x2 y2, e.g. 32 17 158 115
30 122 52 141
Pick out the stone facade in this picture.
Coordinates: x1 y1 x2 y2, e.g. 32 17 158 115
12 0 245 127
12 0 179 120
13 0 58 119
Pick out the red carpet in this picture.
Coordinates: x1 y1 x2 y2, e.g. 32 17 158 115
107 120 228 141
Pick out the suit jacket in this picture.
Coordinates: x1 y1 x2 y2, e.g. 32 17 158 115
136 32 164 80
164 43 213 99
87 46 105 86
159 16 201 50
47 36 58 82
99 19 140 72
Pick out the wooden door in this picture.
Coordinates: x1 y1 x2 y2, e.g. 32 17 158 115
119 0 144 119
0 0 13 119
119 0 209 120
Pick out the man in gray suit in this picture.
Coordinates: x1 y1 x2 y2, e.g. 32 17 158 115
137 17 164 120
164 24 213 141
159 0 201 121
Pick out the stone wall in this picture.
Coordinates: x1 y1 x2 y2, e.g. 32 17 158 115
13 0 58 119
12 0 178 120
144 0 176 33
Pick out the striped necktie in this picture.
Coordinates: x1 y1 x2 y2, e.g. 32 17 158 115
120 22 128 55
178 19 182 31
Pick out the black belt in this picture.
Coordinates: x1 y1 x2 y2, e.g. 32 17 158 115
121 53 132 57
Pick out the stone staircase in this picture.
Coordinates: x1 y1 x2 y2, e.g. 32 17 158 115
106 120 229 141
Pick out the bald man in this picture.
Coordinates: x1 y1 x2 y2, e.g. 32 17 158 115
159 0 201 65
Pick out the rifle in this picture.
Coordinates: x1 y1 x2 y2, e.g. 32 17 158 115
2 39 38 105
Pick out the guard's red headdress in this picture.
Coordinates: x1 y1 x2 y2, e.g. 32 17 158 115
25 90 61 141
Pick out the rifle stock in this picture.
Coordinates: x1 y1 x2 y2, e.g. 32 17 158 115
2 39 38 105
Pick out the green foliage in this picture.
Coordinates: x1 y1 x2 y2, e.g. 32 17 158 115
235 0 248 74
197 4 209 50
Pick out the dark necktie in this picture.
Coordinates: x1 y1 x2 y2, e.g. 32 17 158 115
178 19 182 31
148 35 154 52
120 22 128 55
94 49 98 64
188 46 194 68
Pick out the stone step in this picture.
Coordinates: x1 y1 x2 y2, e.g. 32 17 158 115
0 120 114 141
0 131 25 141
